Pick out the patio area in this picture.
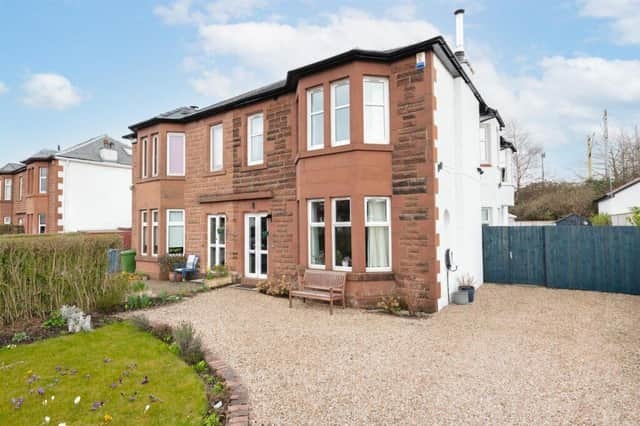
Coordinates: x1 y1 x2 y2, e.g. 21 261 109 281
140 284 640 425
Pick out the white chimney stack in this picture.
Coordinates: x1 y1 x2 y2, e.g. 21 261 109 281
455 9 465 53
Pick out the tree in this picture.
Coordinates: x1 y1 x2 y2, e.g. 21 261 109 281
504 120 543 193
627 207 640 227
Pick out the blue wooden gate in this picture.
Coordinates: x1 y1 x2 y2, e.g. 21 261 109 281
483 226 640 295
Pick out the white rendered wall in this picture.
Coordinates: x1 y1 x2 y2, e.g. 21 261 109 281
434 56 483 310
59 158 132 232
598 182 640 218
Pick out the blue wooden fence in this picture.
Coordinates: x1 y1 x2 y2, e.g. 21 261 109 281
483 226 640 295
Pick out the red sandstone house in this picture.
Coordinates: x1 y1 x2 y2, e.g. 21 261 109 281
126 14 507 312
0 136 132 235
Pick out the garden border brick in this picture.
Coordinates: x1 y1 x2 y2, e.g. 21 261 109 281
203 349 250 425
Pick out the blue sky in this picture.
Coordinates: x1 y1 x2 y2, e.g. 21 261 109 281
1 0 639 180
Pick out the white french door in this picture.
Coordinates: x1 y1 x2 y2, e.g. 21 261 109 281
208 215 226 269
245 213 268 279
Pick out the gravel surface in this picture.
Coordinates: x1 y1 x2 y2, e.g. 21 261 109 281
142 284 640 425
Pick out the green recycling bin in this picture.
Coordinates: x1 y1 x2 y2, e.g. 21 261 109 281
120 250 136 273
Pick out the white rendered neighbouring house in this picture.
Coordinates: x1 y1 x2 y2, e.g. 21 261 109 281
596 177 640 226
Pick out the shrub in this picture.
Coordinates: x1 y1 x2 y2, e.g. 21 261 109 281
627 207 640 227
11 331 29 343
203 412 222 426
377 296 401 314
151 323 173 342
193 360 208 374
591 213 612 226
95 273 129 313
130 280 147 292
172 322 205 365
0 224 24 235
256 275 292 297
0 233 121 324
130 315 153 333
126 294 154 310
42 310 66 329
159 254 187 274
60 305 92 333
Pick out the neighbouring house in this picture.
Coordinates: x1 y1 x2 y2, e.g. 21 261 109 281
0 135 132 234
596 177 640 225
126 10 507 312
479 127 516 226
555 213 591 226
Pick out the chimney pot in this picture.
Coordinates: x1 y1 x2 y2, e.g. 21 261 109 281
454 9 465 53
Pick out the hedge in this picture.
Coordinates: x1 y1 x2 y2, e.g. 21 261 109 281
0 224 24 235
0 233 122 324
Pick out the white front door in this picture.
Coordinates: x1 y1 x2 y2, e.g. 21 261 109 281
245 213 268 279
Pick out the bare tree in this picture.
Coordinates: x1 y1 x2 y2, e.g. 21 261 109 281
504 120 543 192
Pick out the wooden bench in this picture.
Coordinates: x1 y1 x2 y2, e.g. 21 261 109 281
289 270 347 315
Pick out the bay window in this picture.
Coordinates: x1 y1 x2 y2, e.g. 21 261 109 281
151 135 159 177
332 198 352 270
210 124 223 171
39 167 47 193
151 209 159 256
167 209 185 255
141 137 148 178
167 133 185 176
331 79 350 146
365 197 391 271
308 200 325 268
363 76 389 144
248 113 264 166
307 87 324 150
140 210 148 255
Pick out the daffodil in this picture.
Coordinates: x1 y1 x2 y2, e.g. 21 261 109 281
73 396 81 405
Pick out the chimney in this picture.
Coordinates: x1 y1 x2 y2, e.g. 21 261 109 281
453 9 474 74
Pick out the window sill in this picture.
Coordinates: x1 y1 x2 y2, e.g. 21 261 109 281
240 163 268 172
295 143 393 163
204 169 227 177
347 271 394 281
479 163 492 168
308 264 325 270
135 176 186 184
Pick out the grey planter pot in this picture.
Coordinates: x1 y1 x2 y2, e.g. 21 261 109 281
452 290 469 305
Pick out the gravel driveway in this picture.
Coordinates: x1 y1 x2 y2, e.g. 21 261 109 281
142 284 640 425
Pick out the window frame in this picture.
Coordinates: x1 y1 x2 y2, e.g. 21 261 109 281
3 217 10 225
247 113 264 166
481 207 492 226
39 167 47 194
4 178 11 201
18 176 23 201
308 199 326 269
330 79 350 147
38 213 46 234
207 214 227 269
166 132 186 177
151 135 159 177
166 209 185 255
151 209 159 257
479 124 490 164
141 137 148 178
140 210 148 256
364 196 392 272
210 123 224 172
332 197 352 272
307 86 324 151
363 76 390 144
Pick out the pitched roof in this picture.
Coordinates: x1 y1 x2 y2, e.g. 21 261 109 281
595 177 640 203
127 36 502 135
22 148 59 164
500 136 517 152
57 135 132 165
0 162 25 174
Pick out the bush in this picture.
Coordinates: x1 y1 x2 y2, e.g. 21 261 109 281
95 273 129 313
11 331 29 343
0 224 24 235
172 322 205 365
60 305 92 333
377 296 401 314
591 213 612 226
159 254 187 274
627 207 640 227
0 233 121 324
126 294 154 310
256 275 292 297
42 310 66 328
130 314 153 333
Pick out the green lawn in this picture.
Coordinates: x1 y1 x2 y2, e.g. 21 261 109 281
0 322 208 426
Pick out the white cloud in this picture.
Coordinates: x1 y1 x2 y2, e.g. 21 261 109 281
578 0 640 44
22 73 82 110
0 82 7 94
154 0 267 25
190 67 262 98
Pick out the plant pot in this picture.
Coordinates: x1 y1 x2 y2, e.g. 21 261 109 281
459 285 475 303
452 290 469 305
168 272 177 282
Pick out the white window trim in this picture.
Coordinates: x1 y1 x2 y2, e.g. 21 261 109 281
210 124 224 172
3 217 10 225
480 124 490 164
481 207 492 226
364 196 392 272
332 198 352 272
151 209 159 257
331 79 350 147
38 213 46 234
247 113 264 166
4 178 11 201
308 199 325 269
207 214 227 269
141 137 148 178
166 209 185 255
151 135 159 177
19 176 23 201
363 76 390 144
307 86 324 151
166 132 186 177
39 168 47 194
140 210 148 256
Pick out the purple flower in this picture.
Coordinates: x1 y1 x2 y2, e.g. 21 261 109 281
38 388 45 395
10 397 24 409
90 401 104 411
110 383 117 389
70 369 77 375
55 366 62 372
141 376 149 385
